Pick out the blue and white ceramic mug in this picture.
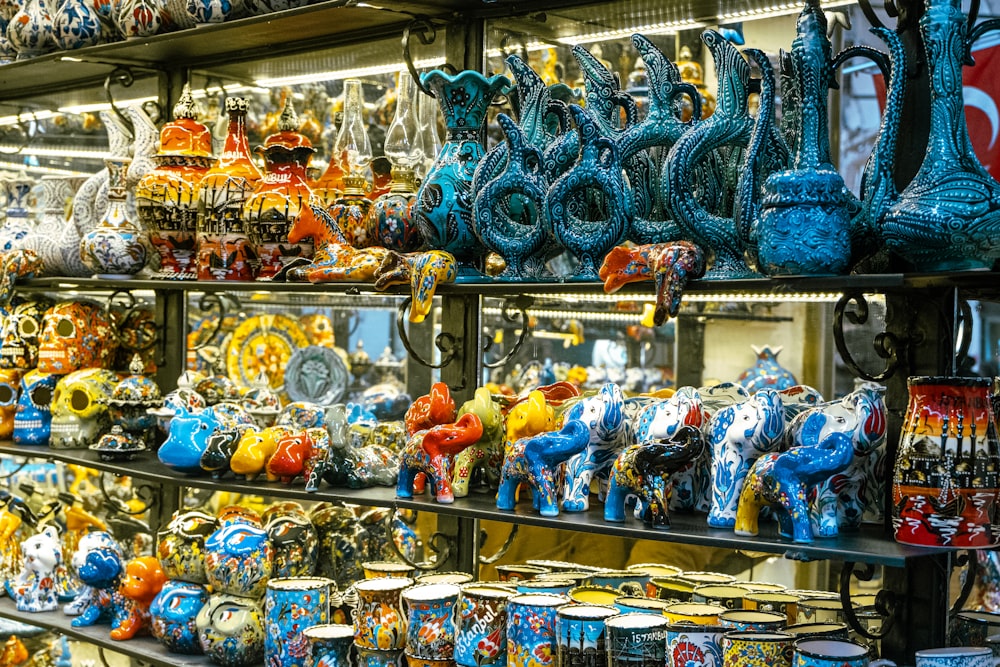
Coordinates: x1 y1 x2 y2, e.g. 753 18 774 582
666 622 727 667
793 638 896 667
605 613 669 667
916 647 999 667
555 603 618 667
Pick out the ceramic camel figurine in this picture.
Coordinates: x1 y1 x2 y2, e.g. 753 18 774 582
285 204 389 282
373 249 457 323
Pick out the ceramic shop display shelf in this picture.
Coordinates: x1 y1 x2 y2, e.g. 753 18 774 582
0 595 208 667
0 440 949 567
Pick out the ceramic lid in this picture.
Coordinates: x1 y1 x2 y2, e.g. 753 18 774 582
158 84 214 158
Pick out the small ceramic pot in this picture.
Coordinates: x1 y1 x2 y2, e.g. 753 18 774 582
265 511 320 578
605 613 669 667
150 580 210 654
664 603 727 626
614 597 670 615
719 610 787 633
401 582 460 660
721 631 794 667
555 603 618 667
264 577 334 667
506 593 569 667
568 586 621 607
354 577 413 651
650 576 696 602
204 521 273 598
535 571 593 587
588 570 647 597
304 624 354 667
745 593 800 627
792 638 891 667
783 623 849 641
196 594 265 667
363 561 416 579
414 572 474 586
667 622 728 667
515 579 575 596
796 599 852 626
628 563 682 594
454 584 513 667
157 511 218 584
952 611 1000 647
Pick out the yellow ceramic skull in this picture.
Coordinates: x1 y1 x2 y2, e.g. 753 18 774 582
50 369 120 449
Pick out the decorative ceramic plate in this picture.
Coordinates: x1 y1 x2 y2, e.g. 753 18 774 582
284 345 349 405
226 314 310 391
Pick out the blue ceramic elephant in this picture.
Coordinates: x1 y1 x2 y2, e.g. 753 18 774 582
158 404 255 474
735 432 854 543
561 383 631 512
786 383 887 537
707 388 785 527
605 425 706 529
497 419 591 517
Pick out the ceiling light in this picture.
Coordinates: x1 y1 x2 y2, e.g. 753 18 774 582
255 57 446 88
716 0 854 21
556 19 705 46
58 96 158 115
0 146 108 159
0 160 93 176
0 110 56 127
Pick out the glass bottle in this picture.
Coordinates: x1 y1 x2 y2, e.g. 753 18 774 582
327 79 373 248
414 87 441 183
366 70 424 252
196 97 262 281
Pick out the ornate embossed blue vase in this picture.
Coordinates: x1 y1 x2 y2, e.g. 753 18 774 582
265 577 333 667
414 70 510 273
881 0 1000 270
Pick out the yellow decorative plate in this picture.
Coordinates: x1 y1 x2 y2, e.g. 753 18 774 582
226 314 309 391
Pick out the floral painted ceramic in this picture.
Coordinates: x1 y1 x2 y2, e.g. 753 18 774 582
136 84 216 280
204 520 273 598
110 557 167 640
36 300 117 374
285 203 389 282
6 0 53 59
107 356 163 444
397 412 484 504
401 583 460 660
264 507 319 578
451 387 505 498
52 0 101 50
197 97 262 281
354 577 412 651
48 368 119 448
12 369 58 446
454 584 512 667
304 624 354 667
196 593 265 667
80 157 149 278
706 389 785 528
7 526 63 612
115 0 164 38
506 593 568 667
735 432 854 543
737 346 798 393
264 577 333 667
150 580 210 654
157 510 218 583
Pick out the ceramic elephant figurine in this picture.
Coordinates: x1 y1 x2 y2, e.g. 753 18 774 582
735 432 854 543
405 381 456 436
158 404 255 474
505 389 557 443
605 425 706 529
786 383 887 537
397 413 484 503
497 419 591 517
707 388 785 527
562 382 631 512
452 387 505 498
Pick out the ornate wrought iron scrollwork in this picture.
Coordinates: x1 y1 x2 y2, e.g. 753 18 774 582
833 291 906 382
190 292 240 352
383 508 455 572
96 472 158 516
106 289 158 354
950 550 979 615
105 66 137 141
840 561 897 640
479 523 519 565
0 459 29 479
403 18 457 98
396 296 458 370
484 295 533 369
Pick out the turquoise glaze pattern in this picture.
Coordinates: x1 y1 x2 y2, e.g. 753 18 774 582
473 113 554 279
707 389 785 528
264 578 332 667
204 522 273 599
756 0 852 276
507 594 568 667
666 32 788 279
881 0 1000 271
735 432 854 543
414 69 509 271
547 104 630 279
150 581 210 654
497 419 591 517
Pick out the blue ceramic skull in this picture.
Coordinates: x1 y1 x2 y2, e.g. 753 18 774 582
13 369 58 446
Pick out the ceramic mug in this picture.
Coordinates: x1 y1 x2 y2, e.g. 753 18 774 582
555 603 619 667
525 560 600 573
915 647 999 667
953 612 1000 647
536 571 594 587
570 586 622 606
664 603 728 626
265 577 334 667
667 622 727 667
784 623 850 641
678 572 737 587
797 599 851 626
627 564 682 597
793 638 896 667
722 631 794 667
614 596 671 615
693 585 750 611
650 576 697 602
454 584 512 667
355 644 404 667
496 564 550 582
415 572 475 586
605 613 669 666
507 593 569 667
745 593 800 626
588 570 646 597
719 610 787 632
363 561 416 579
354 577 413 651
304 624 354 667
516 579 576 595
401 582 460 660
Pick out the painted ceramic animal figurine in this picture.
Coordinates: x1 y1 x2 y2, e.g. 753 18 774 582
452 387 505 498
64 530 121 618
735 432 854 543
707 388 785 527
199 429 243 479
0 637 27 667
373 249 457 323
285 204 389 282
405 382 456 435
599 241 706 325
7 526 63 612
562 382 631 512
69 546 123 627
605 425 706 528
158 404 255 474
266 427 329 484
786 383 887 537
110 556 167 640
633 386 707 512
396 412 485 503
497 418 591 516
230 426 294 481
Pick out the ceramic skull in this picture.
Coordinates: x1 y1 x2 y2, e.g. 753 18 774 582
0 298 54 370
37 300 117 374
13 369 59 446
50 369 120 449
0 369 21 439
